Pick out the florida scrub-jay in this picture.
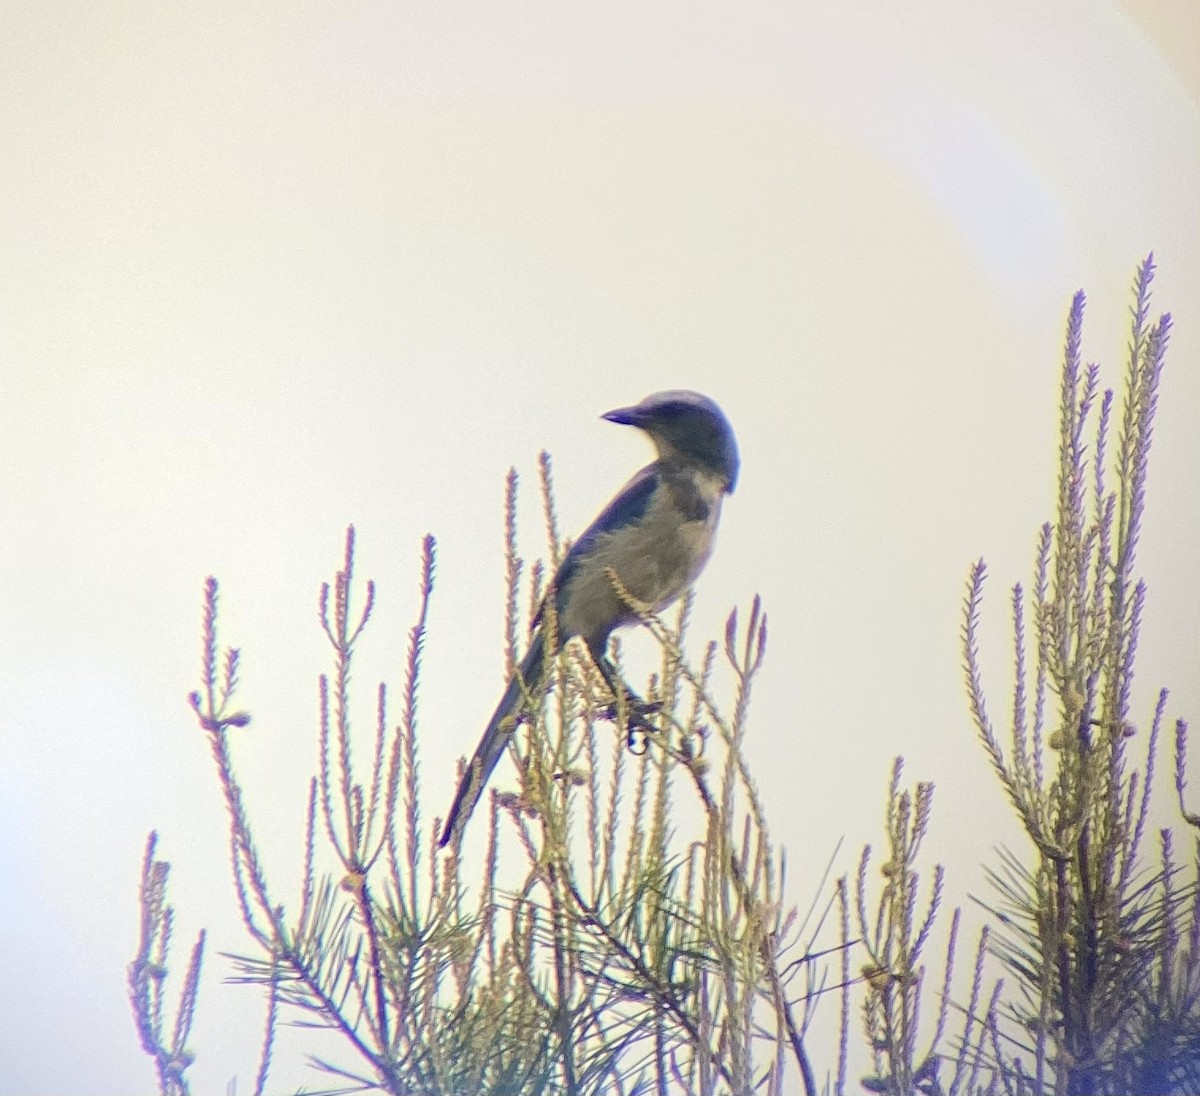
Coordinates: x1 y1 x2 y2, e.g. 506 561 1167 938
439 390 739 848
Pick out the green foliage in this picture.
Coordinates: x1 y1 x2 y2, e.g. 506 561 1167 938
136 462 827 1094
959 256 1198 1095
128 832 206 1096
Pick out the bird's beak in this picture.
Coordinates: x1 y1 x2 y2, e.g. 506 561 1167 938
602 404 642 426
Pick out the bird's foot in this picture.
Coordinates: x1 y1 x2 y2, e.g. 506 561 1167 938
595 698 663 753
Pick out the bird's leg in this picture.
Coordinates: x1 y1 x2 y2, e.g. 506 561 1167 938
591 654 662 750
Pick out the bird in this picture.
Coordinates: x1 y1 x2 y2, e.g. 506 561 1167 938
438 390 739 849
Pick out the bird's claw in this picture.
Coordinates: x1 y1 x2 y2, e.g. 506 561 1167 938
595 699 662 753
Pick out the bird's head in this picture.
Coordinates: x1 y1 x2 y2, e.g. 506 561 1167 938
602 390 740 493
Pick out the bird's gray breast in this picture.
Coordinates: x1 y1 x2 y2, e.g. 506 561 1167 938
556 472 723 641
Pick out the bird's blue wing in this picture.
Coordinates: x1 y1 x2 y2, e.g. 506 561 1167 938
538 464 660 623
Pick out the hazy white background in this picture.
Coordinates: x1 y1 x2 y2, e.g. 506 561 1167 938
1 0 1197 1091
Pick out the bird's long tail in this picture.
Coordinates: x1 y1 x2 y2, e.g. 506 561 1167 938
438 628 548 848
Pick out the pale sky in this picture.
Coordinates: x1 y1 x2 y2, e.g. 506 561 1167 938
1 1 1198 1092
